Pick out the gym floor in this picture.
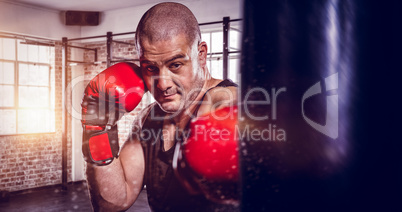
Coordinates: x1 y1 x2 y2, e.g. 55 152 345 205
0 181 151 212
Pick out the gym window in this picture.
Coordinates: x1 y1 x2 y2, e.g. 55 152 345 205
0 37 55 135
201 27 241 83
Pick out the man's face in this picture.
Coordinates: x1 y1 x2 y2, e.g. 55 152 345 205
139 34 205 113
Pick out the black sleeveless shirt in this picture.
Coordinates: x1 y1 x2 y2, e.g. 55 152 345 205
139 79 238 212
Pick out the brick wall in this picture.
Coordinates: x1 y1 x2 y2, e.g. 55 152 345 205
0 43 73 192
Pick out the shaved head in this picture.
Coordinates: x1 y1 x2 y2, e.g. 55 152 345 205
135 2 201 56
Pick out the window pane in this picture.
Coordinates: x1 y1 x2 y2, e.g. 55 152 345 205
28 45 39 62
18 63 30 85
201 33 211 51
38 46 50 63
211 31 223 53
49 109 55 132
18 40 28 61
1 38 16 60
17 42 42 63
37 65 50 86
0 62 15 84
19 64 49 86
229 30 241 51
0 109 16 134
229 58 240 83
18 109 53 133
0 85 14 107
210 59 223 79
19 86 49 107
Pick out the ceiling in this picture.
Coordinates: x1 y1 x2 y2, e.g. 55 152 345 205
8 0 194 12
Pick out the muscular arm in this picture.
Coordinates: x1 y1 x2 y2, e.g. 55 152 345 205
86 117 147 211
86 139 144 211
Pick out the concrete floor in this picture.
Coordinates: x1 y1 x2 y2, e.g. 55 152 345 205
0 181 151 212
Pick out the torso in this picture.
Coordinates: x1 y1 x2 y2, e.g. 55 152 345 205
139 79 238 212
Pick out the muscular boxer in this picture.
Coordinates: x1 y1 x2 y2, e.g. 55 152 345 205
82 2 239 211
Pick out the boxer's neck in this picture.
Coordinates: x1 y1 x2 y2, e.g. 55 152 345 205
168 77 221 129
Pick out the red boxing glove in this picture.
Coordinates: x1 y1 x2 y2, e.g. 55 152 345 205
81 62 145 165
173 106 239 204
185 106 239 181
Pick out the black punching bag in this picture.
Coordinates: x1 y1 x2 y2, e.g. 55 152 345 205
239 0 401 211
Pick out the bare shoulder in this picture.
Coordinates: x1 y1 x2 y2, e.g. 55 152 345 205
210 85 237 104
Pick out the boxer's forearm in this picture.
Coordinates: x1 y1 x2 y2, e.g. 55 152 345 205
86 159 128 211
86 138 145 211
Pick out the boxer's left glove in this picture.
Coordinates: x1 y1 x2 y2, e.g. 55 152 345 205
81 62 145 165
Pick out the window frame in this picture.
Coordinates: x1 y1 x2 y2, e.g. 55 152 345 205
201 27 241 83
0 37 55 136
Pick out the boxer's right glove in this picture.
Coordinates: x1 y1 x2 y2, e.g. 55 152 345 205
81 62 145 165
173 106 239 205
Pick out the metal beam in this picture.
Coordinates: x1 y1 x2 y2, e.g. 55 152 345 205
111 59 139 63
67 34 106 42
112 40 135 46
65 19 241 42
61 37 68 191
0 31 57 42
106 32 112 67
223 17 230 79
66 45 96 51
